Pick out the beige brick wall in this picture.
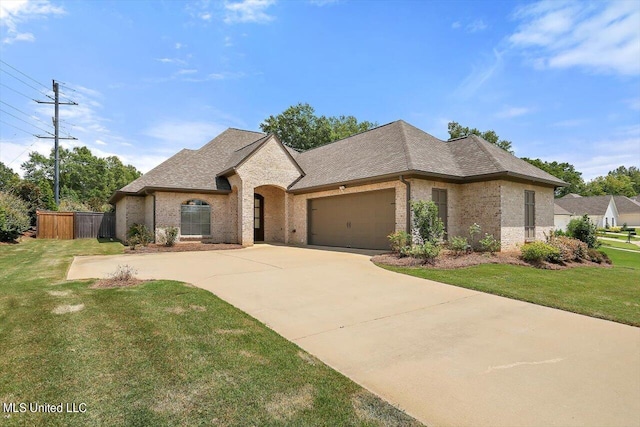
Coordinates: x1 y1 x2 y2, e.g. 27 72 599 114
255 185 286 242
235 138 301 245
115 196 145 242
409 179 463 239
154 192 231 243
500 181 554 250
144 195 154 235
289 180 407 245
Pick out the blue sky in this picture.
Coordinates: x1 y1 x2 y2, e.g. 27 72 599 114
1 0 638 181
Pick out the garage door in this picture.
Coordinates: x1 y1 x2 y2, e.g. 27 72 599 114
308 189 396 250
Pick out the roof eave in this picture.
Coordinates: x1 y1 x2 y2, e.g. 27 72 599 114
109 186 232 204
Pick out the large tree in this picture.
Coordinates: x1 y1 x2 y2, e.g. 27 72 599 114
521 158 585 197
21 146 141 210
260 103 377 150
584 174 636 197
0 162 20 192
606 166 640 194
447 121 514 153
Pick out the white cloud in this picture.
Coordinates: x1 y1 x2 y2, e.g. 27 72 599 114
177 69 198 75
509 0 640 75
95 139 107 146
156 57 187 66
552 118 586 128
496 106 532 118
467 19 487 33
454 49 504 98
626 97 640 111
309 0 339 6
451 21 461 29
175 42 183 49
182 71 246 82
200 12 211 21
141 121 227 148
224 0 275 24
0 0 65 44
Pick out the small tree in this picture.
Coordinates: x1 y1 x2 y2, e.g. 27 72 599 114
410 200 444 244
567 215 599 248
0 192 30 242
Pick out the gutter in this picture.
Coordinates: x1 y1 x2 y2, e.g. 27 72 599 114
400 175 411 233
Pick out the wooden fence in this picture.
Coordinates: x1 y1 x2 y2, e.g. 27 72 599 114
37 211 116 239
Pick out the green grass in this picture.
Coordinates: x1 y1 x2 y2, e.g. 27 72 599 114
379 248 640 327
1 239 420 426
597 231 639 241
599 239 640 251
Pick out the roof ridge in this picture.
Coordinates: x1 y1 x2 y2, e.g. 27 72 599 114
397 121 414 170
299 120 401 153
232 134 271 153
227 127 265 134
469 135 505 172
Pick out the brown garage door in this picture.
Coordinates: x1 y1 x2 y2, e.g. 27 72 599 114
308 189 396 250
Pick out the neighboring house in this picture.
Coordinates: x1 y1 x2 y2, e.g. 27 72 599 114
554 203 573 231
554 195 619 229
111 120 566 250
613 196 640 227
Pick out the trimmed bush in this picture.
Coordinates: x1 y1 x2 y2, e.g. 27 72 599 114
449 236 469 256
127 223 153 249
410 200 444 244
567 215 599 248
407 242 441 263
164 226 179 247
547 235 588 262
587 249 611 264
521 241 561 263
0 191 30 242
479 233 501 254
608 226 622 233
388 230 411 255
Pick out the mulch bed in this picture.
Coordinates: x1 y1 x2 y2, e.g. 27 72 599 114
125 242 243 253
90 278 148 289
372 250 611 270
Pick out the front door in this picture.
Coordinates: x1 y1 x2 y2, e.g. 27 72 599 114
254 193 264 242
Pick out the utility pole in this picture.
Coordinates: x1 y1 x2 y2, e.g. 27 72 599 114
36 80 77 205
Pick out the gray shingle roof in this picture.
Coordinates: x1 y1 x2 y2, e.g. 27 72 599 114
554 195 613 216
289 120 566 191
612 196 640 214
113 120 567 202
115 128 265 199
554 203 572 215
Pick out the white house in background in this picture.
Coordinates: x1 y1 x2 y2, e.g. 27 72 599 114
553 203 573 231
554 194 640 230
614 196 640 227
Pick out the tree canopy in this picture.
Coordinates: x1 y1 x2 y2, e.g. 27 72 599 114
21 146 141 211
521 158 585 197
447 121 513 153
0 162 20 192
260 103 377 151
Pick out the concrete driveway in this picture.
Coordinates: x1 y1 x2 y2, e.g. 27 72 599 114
68 244 640 427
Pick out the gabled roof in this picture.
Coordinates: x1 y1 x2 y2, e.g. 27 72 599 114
554 203 572 215
111 128 266 202
217 134 304 177
612 196 640 214
554 195 614 216
289 120 566 191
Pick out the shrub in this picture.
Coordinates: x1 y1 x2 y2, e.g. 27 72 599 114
546 235 588 262
164 226 179 247
109 264 138 281
0 192 31 242
406 242 441 263
567 215 599 248
410 200 444 244
449 236 469 256
552 229 567 237
608 226 621 233
388 230 411 255
127 223 153 249
478 233 500 254
468 223 481 249
587 249 611 264
521 241 561 263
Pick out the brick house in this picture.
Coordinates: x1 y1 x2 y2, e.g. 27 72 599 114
110 120 566 250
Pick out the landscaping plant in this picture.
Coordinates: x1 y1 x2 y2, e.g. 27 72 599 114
478 233 500 254
0 191 30 242
410 200 444 244
387 230 411 255
521 241 561 263
449 235 469 256
127 223 153 249
567 214 599 248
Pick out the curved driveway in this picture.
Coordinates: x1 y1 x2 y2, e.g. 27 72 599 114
68 244 640 427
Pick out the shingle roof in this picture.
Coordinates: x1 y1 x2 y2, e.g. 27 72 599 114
554 195 613 216
562 193 583 198
554 203 572 215
289 120 566 191
114 128 265 200
612 196 640 214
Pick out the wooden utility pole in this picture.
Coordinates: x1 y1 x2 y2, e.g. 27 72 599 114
36 80 77 205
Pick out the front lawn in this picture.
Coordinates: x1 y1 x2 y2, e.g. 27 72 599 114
599 239 640 251
0 238 420 426
379 248 640 327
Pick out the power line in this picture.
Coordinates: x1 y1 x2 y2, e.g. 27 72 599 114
0 100 55 131
3 136 40 167
0 60 51 92
0 82 37 101
0 67 54 101
0 108 55 136
0 119 37 137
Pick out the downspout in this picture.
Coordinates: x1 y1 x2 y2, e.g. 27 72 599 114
400 175 411 233
152 194 156 242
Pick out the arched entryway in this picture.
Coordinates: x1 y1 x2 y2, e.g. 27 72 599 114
254 185 286 243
